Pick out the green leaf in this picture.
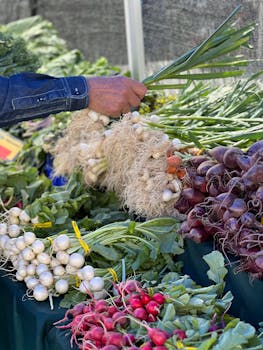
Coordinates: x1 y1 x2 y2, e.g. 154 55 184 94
203 251 228 285
91 243 122 262
213 321 256 350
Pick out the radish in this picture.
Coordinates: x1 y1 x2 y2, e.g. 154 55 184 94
26 277 39 290
133 307 148 320
102 331 125 347
53 265 65 276
145 301 160 316
0 223 7 235
22 247 35 261
152 293 166 305
81 265 95 281
37 252 51 265
147 328 170 346
9 207 22 218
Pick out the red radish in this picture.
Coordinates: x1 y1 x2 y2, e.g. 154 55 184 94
152 347 168 350
141 293 152 305
102 331 125 347
173 329 187 340
102 317 115 331
133 307 148 320
147 314 157 322
124 333 136 345
101 346 119 350
147 328 170 346
145 301 160 316
108 305 118 316
129 295 143 309
112 311 129 327
89 326 104 340
95 300 108 313
152 293 166 305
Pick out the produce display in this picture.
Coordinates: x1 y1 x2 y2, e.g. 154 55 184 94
0 6 262 350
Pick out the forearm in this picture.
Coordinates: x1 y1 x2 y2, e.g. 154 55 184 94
0 73 89 127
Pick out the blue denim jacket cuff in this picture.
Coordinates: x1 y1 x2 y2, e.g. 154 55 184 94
62 76 89 111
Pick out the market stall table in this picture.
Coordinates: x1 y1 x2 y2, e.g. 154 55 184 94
0 269 76 350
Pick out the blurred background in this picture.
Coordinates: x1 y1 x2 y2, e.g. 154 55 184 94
0 0 262 79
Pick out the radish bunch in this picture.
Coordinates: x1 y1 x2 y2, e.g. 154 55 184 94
55 279 171 350
176 140 263 279
0 229 105 302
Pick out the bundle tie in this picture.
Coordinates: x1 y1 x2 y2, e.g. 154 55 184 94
72 221 90 254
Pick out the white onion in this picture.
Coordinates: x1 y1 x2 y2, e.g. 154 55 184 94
39 271 54 287
17 266 27 278
55 279 69 294
0 223 7 235
36 263 49 276
24 231 36 245
89 277 104 292
81 265 94 281
31 240 45 254
50 258 60 268
22 247 35 261
69 253 85 269
53 234 70 251
26 277 39 290
19 210 31 223
9 207 22 218
15 271 25 281
79 280 90 294
15 236 26 251
27 263 36 276
9 216 19 225
37 252 51 265
53 265 65 277
33 284 49 301
8 224 20 238
93 289 108 300
56 251 69 265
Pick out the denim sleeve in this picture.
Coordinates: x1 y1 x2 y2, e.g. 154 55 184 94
0 72 89 127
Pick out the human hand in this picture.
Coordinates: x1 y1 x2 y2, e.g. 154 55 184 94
87 76 147 117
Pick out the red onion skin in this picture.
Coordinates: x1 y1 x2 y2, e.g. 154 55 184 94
174 197 190 214
242 163 263 184
197 160 217 176
223 147 244 169
184 226 210 243
255 186 263 201
228 198 247 218
188 155 209 168
236 155 252 171
205 163 226 180
247 140 263 156
192 175 207 193
255 255 263 270
215 192 236 208
208 146 229 163
181 188 205 206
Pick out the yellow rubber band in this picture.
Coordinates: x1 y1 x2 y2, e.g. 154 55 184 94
107 268 118 282
176 341 197 350
33 221 52 228
75 275 81 288
197 148 204 155
72 221 90 254
47 236 53 246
